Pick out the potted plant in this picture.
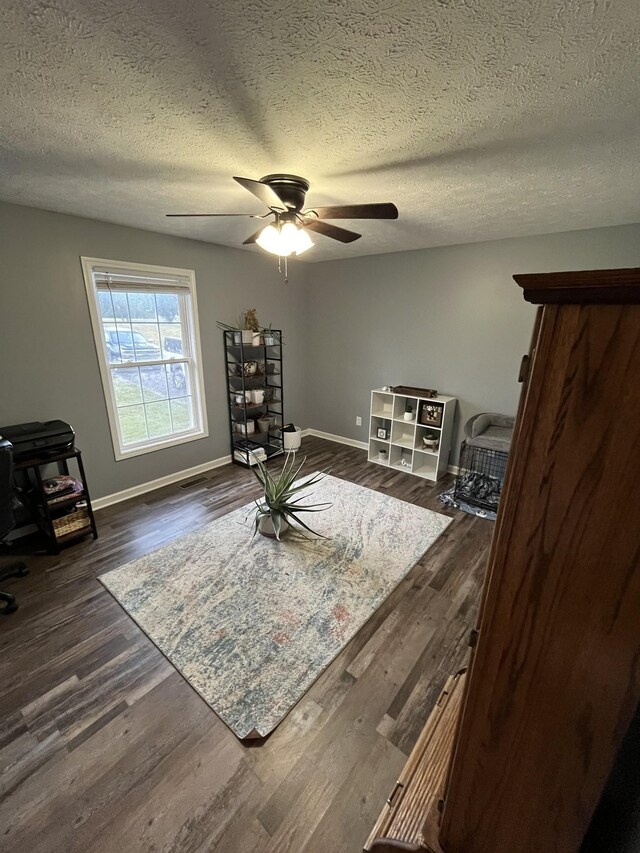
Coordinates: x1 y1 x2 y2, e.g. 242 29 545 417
257 414 274 433
422 429 439 451
403 402 415 421
250 452 331 540
217 309 261 345
261 325 283 346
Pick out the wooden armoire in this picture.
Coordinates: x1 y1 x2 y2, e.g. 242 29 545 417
365 268 640 853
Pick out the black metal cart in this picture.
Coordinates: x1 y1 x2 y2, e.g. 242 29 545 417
15 447 98 554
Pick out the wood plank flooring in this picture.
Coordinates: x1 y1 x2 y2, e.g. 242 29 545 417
0 437 493 852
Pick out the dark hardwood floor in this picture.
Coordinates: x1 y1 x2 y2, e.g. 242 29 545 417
0 437 492 852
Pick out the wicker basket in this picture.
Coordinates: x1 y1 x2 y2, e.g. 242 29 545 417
52 508 91 538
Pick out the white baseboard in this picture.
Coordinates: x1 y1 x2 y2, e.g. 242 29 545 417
93 431 459 512
303 428 369 451
92 453 231 510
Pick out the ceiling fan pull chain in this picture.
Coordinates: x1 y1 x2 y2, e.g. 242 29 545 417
284 255 288 285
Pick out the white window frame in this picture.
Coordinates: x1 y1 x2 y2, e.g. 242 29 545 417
81 257 208 460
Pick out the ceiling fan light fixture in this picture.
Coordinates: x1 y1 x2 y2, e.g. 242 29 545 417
293 225 313 255
255 221 314 256
255 223 288 255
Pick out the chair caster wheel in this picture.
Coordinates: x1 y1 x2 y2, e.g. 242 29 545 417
0 594 18 615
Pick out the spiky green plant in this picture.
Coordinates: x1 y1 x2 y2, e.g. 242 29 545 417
250 452 331 541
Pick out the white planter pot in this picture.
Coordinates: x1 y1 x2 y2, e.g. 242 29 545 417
264 335 276 346
252 332 263 346
403 412 415 421
258 514 289 539
282 427 302 451
241 330 254 344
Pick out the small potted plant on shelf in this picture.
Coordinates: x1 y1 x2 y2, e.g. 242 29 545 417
422 430 439 451
217 308 261 345
257 414 274 433
403 402 415 421
250 452 331 540
261 325 283 346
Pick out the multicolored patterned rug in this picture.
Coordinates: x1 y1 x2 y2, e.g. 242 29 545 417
99 474 452 739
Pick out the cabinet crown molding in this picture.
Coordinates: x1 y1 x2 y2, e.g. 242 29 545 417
514 267 640 304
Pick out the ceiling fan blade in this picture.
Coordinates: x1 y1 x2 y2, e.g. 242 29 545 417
304 202 398 220
243 226 265 245
302 219 361 243
233 176 288 211
166 213 260 217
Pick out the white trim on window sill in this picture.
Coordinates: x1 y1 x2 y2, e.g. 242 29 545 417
112 427 210 461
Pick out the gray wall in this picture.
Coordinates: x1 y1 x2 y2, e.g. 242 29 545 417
0 201 310 498
304 223 640 464
2 199 640 499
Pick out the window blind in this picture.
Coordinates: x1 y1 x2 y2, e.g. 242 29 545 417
93 270 191 292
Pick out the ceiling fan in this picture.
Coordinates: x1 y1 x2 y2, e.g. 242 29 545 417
166 174 398 258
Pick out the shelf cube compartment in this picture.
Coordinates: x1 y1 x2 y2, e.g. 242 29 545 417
393 395 419 422
371 391 393 418
390 444 414 471
368 438 391 465
370 416 392 441
417 399 444 428
391 420 416 448
415 423 441 452
413 451 438 480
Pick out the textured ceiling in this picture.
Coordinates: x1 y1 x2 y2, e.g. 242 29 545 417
1 0 639 261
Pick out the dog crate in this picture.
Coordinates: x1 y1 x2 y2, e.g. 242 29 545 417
453 441 509 512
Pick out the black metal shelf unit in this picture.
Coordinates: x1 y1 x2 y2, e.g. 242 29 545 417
223 330 284 468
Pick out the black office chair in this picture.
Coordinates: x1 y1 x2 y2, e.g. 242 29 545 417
0 438 29 614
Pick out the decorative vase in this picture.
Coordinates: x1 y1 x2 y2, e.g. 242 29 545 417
404 411 414 421
258 514 289 539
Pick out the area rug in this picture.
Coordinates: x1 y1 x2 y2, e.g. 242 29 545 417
99 474 452 739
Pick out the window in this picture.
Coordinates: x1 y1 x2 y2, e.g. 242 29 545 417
81 258 208 460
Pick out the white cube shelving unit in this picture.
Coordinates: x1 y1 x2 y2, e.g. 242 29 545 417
368 388 457 481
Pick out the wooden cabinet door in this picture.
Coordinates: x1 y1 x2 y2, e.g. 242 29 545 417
439 277 640 853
